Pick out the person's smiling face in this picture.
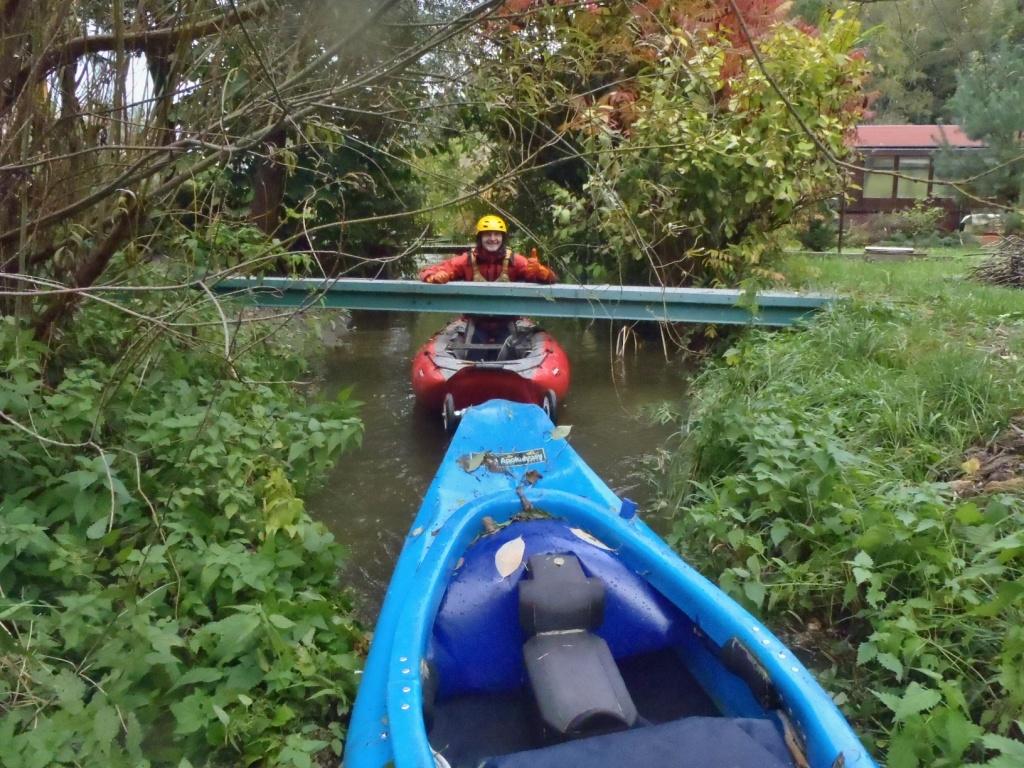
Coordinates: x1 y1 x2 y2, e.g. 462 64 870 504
480 231 504 253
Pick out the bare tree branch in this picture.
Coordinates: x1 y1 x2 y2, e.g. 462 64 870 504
0 0 273 114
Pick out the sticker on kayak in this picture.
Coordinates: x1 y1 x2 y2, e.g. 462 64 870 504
496 449 546 467
459 449 547 472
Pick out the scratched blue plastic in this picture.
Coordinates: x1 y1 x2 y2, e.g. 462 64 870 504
342 400 876 768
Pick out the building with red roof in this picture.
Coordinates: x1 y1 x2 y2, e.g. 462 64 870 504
845 124 986 231
853 124 984 150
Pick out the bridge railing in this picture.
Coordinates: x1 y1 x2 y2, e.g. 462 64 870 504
211 277 835 327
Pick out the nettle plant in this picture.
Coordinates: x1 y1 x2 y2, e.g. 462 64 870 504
665 305 1024 767
0 285 365 767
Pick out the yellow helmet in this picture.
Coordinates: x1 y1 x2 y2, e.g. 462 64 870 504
475 215 508 234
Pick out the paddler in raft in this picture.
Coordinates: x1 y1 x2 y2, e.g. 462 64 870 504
419 215 557 354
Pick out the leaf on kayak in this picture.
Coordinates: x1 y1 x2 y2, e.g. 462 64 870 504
569 527 611 551
495 536 526 578
549 425 572 440
459 452 487 472
522 470 543 486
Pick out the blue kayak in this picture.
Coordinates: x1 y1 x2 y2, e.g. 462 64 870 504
343 400 876 768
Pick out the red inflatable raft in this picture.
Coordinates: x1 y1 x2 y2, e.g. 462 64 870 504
411 316 570 430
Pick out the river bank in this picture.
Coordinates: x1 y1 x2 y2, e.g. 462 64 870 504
659 248 1024 766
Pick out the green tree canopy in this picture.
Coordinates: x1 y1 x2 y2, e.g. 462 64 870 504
936 40 1024 206
795 0 1024 124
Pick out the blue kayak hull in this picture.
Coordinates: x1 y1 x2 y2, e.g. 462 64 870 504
343 400 875 768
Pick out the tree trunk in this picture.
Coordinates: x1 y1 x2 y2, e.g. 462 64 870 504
249 127 287 235
34 198 138 340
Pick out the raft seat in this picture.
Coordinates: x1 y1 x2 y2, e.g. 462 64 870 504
449 319 528 362
519 553 638 740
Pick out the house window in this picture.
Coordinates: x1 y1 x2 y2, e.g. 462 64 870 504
863 156 895 198
931 179 958 198
896 157 931 199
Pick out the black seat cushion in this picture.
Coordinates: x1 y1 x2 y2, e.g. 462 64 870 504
523 631 637 737
480 716 795 768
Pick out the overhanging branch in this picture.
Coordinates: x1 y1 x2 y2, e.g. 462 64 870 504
1 0 271 112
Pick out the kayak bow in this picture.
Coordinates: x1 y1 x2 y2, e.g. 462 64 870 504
344 400 875 768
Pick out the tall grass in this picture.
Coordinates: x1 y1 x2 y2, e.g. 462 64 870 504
662 255 1024 767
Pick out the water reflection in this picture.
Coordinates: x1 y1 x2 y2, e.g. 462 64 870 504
308 311 689 620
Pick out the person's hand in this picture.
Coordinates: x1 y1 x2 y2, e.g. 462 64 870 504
423 271 450 284
525 257 555 283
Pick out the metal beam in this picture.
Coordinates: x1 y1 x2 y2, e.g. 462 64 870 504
212 277 835 326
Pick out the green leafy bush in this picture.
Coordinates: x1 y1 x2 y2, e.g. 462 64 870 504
840 223 874 248
851 203 947 247
798 217 837 252
553 19 866 285
889 203 946 242
663 303 1024 766
1004 211 1024 236
0 281 365 767
467 3 869 286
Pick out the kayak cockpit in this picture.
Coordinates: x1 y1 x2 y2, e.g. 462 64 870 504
424 520 799 768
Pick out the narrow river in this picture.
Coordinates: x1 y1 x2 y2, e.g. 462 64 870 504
308 311 691 619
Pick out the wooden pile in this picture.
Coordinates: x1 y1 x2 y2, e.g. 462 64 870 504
970 235 1024 287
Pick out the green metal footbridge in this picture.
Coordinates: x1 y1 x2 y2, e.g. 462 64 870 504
213 277 835 327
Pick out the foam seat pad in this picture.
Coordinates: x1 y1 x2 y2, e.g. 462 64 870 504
523 631 637 735
480 716 796 768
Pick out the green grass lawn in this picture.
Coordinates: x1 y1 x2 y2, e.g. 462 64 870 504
781 246 1024 322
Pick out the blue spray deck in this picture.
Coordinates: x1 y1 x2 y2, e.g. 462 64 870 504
343 400 875 768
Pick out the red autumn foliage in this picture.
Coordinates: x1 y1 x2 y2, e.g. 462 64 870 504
490 0 860 137
495 0 791 69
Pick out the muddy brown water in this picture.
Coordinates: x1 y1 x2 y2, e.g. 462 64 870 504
308 311 690 620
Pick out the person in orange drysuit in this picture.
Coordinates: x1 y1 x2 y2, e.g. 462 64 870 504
419 215 557 285
419 215 557 353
